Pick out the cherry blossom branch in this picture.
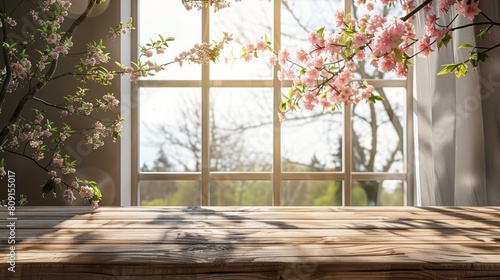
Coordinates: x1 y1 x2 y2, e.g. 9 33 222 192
4 148 72 189
401 0 433 22
0 0 97 147
32 96 67 110
0 9 13 114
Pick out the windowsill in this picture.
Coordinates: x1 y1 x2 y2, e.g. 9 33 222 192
2 206 500 278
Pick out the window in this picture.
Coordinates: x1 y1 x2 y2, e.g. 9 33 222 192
132 0 413 206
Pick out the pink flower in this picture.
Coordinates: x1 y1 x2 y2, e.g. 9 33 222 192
267 53 277 65
377 56 396 72
454 0 481 20
372 19 406 56
244 53 253 62
245 43 255 52
278 112 286 121
296 49 309 64
79 185 94 199
71 181 79 189
416 35 434 57
63 189 76 203
438 0 455 14
334 10 345 28
306 67 320 80
256 41 267 51
278 49 290 66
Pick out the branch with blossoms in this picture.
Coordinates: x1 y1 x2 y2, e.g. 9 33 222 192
234 0 497 120
0 0 232 207
183 0 270 12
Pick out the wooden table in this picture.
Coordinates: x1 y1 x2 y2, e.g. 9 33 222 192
1 206 500 279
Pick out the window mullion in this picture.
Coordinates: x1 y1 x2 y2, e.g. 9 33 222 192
343 0 353 207
273 0 282 206
201 8 210 206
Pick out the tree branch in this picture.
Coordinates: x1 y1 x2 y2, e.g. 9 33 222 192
0 0 97 146
401 0 433 22
0 8 13 115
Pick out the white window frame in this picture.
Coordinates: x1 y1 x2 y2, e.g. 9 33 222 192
126 0 414 206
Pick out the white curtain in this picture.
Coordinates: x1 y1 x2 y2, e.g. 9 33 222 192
414 0 500 206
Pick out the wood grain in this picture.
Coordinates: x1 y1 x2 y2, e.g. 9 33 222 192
1 206 499 279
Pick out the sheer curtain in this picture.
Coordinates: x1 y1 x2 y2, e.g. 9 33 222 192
414 0 500 206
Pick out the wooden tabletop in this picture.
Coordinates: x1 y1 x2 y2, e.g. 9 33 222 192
1 206 500 279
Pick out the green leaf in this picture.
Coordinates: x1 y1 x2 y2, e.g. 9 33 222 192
0 158 4 167
469 52 478 67
437 64 457 75
459 43 474 49
91 185 102 201
316 27 325 39
41 179 56 194
477 52 488 62
437 34 452 50
477 29 487 40
280 101 287 112
369 94 384 103
393 48 403 62
455 63 468 78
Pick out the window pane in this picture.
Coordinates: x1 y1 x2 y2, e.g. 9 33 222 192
140 88 201 172
210 1 273 79
351 1 406 80
138 0 201 80
210 88 273 172
352 88 405 172
282 109 343 172
352 180 404 206
210 180 272 206
282 0 343 50
140 180 201 206
281 180 342 206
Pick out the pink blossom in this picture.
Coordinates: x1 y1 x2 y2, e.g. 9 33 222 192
278 49 290 66
71 181 79 189
306 67 320 80
355 50 366 61
377 56 396 72
334 10 345 28
454 1 481 20
115 123 122 132
416 35 434 57
79 185 94 199
256 41 267 51
372 19 406 56
267 53 277 65
278 112 286 121
438 0 455 14
245 43 255 52
296 49 309 64
244 53 253 62
63 189 76 203
0 167 6 178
